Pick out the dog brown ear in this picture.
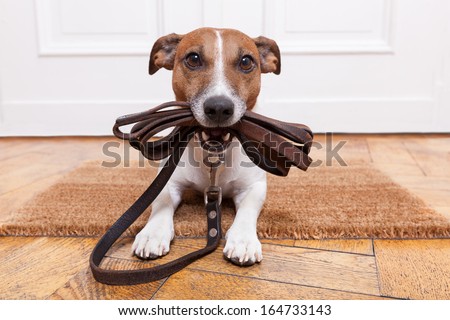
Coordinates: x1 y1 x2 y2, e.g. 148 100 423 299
149 33 183 75
253 36 281 75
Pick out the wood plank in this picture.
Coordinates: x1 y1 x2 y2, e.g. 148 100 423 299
0 138 52 161
153 269 387 300
374 239 450 299
0 174 65 224
333 136 372 165
294 239 373 255
366 137 417 165
48 260 164 300
408 188 450 207
0 137 146 195
0 236 37 256
0 152 78 194
403 138 450 177
390 175 450 192
309 134 371 168
0 153 45 185
373 162 425 177
382 175 450 211
107 238 380 296
0 237 97 299
433 207 450 220
261 239 295 246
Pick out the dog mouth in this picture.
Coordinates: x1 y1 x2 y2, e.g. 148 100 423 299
195 128 234 153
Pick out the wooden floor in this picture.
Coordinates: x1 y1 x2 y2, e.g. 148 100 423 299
0 134 449 300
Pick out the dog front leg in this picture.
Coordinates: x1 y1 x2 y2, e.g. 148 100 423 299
223 178 267 266
132 183 182 259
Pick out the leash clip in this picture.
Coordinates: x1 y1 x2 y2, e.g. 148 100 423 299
203 152 225 205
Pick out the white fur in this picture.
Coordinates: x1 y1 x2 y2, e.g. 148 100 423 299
133 30 267 265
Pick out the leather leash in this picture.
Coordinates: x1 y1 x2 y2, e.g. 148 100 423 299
89 101 313 285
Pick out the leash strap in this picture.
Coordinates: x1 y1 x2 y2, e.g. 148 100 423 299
90 101 313 285
90 131 223 285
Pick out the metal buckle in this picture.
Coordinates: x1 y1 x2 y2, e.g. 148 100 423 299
203 150 225 205
204 185 222 205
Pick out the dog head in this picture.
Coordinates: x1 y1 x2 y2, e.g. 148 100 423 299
149 27 280 149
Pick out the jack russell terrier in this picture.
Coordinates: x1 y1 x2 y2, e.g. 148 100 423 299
132 27 281 266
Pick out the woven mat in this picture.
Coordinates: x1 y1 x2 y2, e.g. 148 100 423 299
1 161 449 239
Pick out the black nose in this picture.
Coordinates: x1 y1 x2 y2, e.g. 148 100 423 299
203 96 234 123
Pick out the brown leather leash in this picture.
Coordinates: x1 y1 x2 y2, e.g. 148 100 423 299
89 101 313 285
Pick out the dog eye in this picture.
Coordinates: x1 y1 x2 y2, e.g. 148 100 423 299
239 55 255 72
185 53 202 69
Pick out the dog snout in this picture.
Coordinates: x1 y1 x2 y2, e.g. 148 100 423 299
203 95 234 124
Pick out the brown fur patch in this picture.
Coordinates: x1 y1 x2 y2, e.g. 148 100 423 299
171 28 263 109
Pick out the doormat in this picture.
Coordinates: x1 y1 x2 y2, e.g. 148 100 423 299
1 161 449 239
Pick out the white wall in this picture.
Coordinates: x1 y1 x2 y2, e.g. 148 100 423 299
0 0 449 136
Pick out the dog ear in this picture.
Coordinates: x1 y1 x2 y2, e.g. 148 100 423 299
253 36 281 75
149 33 184 75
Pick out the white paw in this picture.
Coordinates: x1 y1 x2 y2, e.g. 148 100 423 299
132 221 174 260
223 228 263 266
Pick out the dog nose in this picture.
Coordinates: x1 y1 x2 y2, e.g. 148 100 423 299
203 96 234 123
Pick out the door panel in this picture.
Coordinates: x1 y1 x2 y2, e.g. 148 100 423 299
0 0 449 135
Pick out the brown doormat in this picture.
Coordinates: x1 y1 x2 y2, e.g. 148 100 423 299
1 161 449 239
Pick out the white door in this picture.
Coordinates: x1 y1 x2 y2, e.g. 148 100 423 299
0 0 449 135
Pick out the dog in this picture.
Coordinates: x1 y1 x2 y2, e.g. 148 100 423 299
132 27 281 266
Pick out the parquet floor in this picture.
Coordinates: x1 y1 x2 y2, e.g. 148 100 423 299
0 134 449 300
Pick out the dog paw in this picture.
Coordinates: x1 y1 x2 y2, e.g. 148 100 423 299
223 230 263 266
132 223 174 260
